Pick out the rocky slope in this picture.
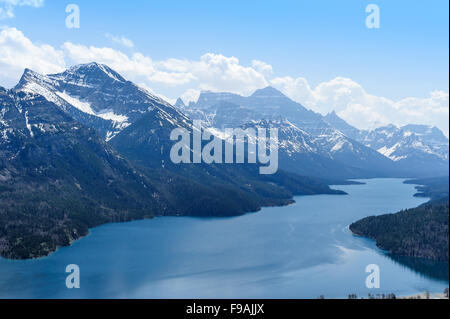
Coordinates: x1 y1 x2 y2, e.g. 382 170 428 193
324 111 449 177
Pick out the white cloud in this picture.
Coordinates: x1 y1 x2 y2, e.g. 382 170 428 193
0 27 65 86
252 60 273 76
271 76 449 136
0 0 43 19
270 76 316 107
179 88 201 105
156 53 269 94
105 33 134 48
63 44 269 94
63 42 197 86
194 54 268 94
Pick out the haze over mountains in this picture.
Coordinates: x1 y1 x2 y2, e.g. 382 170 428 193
0 63 448 259
178 87 449 178
324 112 449 177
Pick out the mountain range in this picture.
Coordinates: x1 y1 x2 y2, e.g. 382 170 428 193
1 63 448 259
177 88 449 178
1 63 346 259
14 62 448 180
324 111 449 177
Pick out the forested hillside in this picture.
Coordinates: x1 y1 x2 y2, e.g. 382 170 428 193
350 196 449 261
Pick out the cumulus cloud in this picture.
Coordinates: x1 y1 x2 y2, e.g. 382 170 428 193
63 43 269 94
271 76 449 136
63 42 197 86
0 27 65 86
179 88 201 105
252 60 273 76
157 53 269 94
105 33 134 48
0 0 43 19
270 76 316 107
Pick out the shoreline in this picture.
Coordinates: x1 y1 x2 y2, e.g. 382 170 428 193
0 194 297 261
1 183 349 261
399 291 449 299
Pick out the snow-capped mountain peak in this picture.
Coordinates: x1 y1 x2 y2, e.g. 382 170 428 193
325 111 449 175
13 64 187 141
176 87 399 178
53 62 127 85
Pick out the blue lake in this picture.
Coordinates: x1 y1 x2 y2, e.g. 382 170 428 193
0 178 448 298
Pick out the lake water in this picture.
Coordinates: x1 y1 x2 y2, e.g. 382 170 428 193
0 178 448 298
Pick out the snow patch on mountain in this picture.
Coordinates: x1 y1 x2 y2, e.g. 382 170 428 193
96 110 128 123
24 110 33 137
55 91 129 124
55 91 94 115
377 143 407 161
19 80 61 106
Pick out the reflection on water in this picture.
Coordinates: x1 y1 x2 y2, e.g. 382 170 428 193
388 254 449 282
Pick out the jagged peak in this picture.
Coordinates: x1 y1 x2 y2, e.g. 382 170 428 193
22 68 38 76
18 68 47 82
324 111 354 126
400 124 448 140
14 68 54 92
325 110 338 117
54 62 127 83
174 97 185 108
250 86 286 98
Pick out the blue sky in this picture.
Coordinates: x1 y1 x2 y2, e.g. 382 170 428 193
0 0 449 133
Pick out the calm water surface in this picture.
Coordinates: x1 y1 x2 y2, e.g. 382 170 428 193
0 178 448 298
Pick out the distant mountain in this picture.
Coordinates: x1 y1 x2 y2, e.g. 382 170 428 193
179 87 400 178
109 101 345 212
324 112 449 177
323 111 363 141
184 87 321 129
239 119 370 179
